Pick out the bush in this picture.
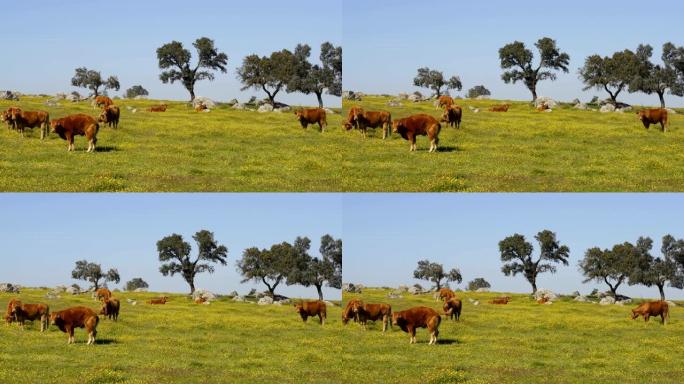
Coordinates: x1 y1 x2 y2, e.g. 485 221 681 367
125 278 149 291
467 278 491 291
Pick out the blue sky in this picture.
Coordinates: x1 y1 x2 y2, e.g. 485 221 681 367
343 194 684 300
343 0 684 107
0 0 341 106
0 194 342 299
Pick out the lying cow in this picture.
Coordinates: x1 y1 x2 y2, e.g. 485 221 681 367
631 301 669 324
352 300 392 332
50 114 99 152
147 104 167 112
438 288 455 302
99 105 120 129
392 114 441 152
345 107 392 139
489 296 511 305
10 300 50 331
9 108 50 139
95 288 112 301
342 298 362 325
100 298 120 321
438 95 454 110
637 109 669 132
441 105 462 129
147 296 168 304
295 108 327 132
50 306 99 344
489 104 510 112
443 298 462 321
392 306 441 345
294 300 327 325
94 96 113 109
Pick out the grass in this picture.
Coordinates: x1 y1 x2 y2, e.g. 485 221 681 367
0 97 343 191
342 288 684 384
0 289 342 384
342 96 684 191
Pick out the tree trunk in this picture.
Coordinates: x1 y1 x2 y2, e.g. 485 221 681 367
188 87 196 102
658 284 666 301
435 280 442 290
316 284 324 301
188 279 195 294
658 92 666 108
531 280 537 294
316 92 324 108
531 87 538 102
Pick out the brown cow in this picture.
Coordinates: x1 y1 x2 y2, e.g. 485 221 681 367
11 301 50 331
4 298 21 325
295 108 327 131
195 104 208 112
344 106 363 130
342 298 362 325
9 108 50 139
1 109 13 130
294 300 327 325
352 301 392 332
631 301 669 324
147 104 167 112
50 306 99 344
98 105 120 129
95 96 113 109
438 95 454 110
443 298 462 321
637 109 669 132
346 107 393 139
489 296 511 305
147 296 168 304
438 288 456 302
194 297 207 304
441 105 462 129
489 104 510 112
95 288 112 301
99 298 120 321
50 114 99 152
537 297 549 304
392 114 441 152
392 306 441 344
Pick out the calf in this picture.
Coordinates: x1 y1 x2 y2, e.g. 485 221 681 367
147 104 167 112
489 296 511 305
438 288 456 302
50 306 99 344
346 107 393 139
294 300 327 325
147 296 168 304
295 108 327 132
443 298 462 321
342 298 362 325
392 306 441 344
631 301 669 324
99 298 120 321
11 301 50 331
9 108 50 139
489 104 510 112
637 109 669 132
50 114 99 152
352 301 392 332
441 105 462 129
392 114 441 152
98 105 120 129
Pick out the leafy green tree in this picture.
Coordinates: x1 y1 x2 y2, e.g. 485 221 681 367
157 230 228 294
237 48 301 106
125 278 149 291
291 42 342 107
467 278 491 291
499 230 570 294
71 67 120 97
629 235 684 300
413 67 462 97
413 259 462 290
629 43 684 108
125 85 149 99
290 235 342 300
499 37 570 101
579 49 642 105
71 260 120 290
157 37 228 101
467 85 491 99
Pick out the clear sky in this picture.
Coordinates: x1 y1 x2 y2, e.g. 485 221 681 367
343 194 684 300
0 194 342 300
0 0 341 107
343 0 684 107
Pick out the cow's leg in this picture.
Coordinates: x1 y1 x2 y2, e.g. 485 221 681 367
382 123 388 140
408 134 416 151
66 133 74 151
644 314 650 322
382 316 387 333
409 326 416 343
661 121 666 132
68 326 74 344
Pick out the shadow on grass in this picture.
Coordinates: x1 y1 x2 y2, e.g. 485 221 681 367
94 146 118 153
94 338 117 345
436 338 459 345
436 145 458 153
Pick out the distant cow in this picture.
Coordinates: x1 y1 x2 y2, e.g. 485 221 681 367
637 109 669 132
346 107 393 139
443 298 462 321
294 300 327 325
438 288 456 302
342 298 362 325
50 114 99 152
489 104 510 112
438 95 454 109
10 301 50 332
392 114 441 152
147 296 168 305
147 104 167 112
94 96 113 109
194 297 207 304
100 298 120 321
99 105 120 129
352 301 392 332
50 306 99 344
95 288 112 301
392 306 441 345
9 108 50 139
195 104 208 112
631 301 669 324
295 108 327 131
537 297 549 304
441 106 462 129
489 296 511 305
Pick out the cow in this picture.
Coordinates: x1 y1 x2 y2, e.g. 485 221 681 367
8 108 50 139
392 114 441 152
346 107 393 139
295 108 327 132
195 104 207 112
342 298 363 325
537 297 549 304
438 288 456 302
10 301 50 331
4 298 21 325
631 301 669 324
1 109 13 130
536 103 550 112
351 301 392 332
98 105 120 129
99 298 120 321
438 95 454 110
50 114 99 152
441 105 462 129
194 297 207 304
95 288 112 301
94 96 113 109
294 300 327 325
489 104 510 112
443 298 462 321
50 306 99 344
147 104 167 112
147 296 168 304
489 296 511 305
392 306 441 345
637 109 669 132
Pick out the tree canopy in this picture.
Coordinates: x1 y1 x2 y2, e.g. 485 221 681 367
125 85 149 99
628 43 684 108
413 67 462 97
467 85 491 99
413 259 462 290
579 49 642 105
467 278 491 291
289 234 342 300
237 48 302 106
125 278 149 291
71 67 120 97
578 240 648 298
629 235 684 300
290 42 342 107
71 260 120 290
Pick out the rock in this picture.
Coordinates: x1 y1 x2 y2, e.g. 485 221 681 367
131 301 137 306
53 285 67 293
257 296 274 305
534 96 558 109
134 95 147 100
574 295 588 302
126 298 135 303
202 109 211 113
544 301 553 305
475 288 490 293
407 286 422 295
324 300 336 307
131 108 137 114
571 98 581 105
226 98 239 106
232 295 246 302
0 91 19 100
232 103 246 110
397 285 409 292
66 94 80 102
387 100 402 107
468 106 475 111
666 300 677 307
323 108 336 115
0 283 19 293
45 292 60 300
192 97 216 109
276 299 290 305
600 104 616 113
475 95 490 100
342 283 362 293
133 288 148 292
574 103 588 110
473 108 480 113
65 286 80 295
408 92 423 102
544 109 553 113
534 288 558 302
599 296 615 305
275 106 291 113
472 300 480 306
397 93 409 100
192 289 217 301
666 108 678 115
615 294 631 302
571 291 581 297
616 298 632 305
44 99 61 107
257 104 274 113
342 91 362 101
387 293 402 299
468 298 475 303
616 106 633 112
227 291 239 298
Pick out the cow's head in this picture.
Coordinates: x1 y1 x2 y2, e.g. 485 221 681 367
49 312 62 326
630 309 640 320
391 312 403 327
294 110 304 120
50 119 62 133
442 302 452 315
8 300 21 316
98 110 109 123
440 109 450 122
350 299 363 314
391 120 403 134
636 110 647 121
4 313 13 324
293 303 304 313
8 107 21 120
351 107 363 121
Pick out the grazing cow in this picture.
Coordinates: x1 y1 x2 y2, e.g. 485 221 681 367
98 105 120 129
342 298 363 325
443 298 462 321
489 104 510 112
438 95 454 110
95 96 113 109
50 114 99 152
438 288 456 302
294 300 327 325
147 296 168 304
295 108 327 131
5 298 21 325
9 108 50 139
441 106 462 129
11 301 50 332
95 288 112 301
50 306 99 345
99 298 120 321
147 104 167 112
344 106 363 130
637 109 669 132
392 114 441 152
346 107 393 139
489 296 511 305
351 301 392 332
392 306 441 345
631 301 669 324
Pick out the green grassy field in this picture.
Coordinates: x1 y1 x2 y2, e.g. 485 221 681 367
0 289 342 383
0 97 343 191
342 288 684 384
342 96 684 191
